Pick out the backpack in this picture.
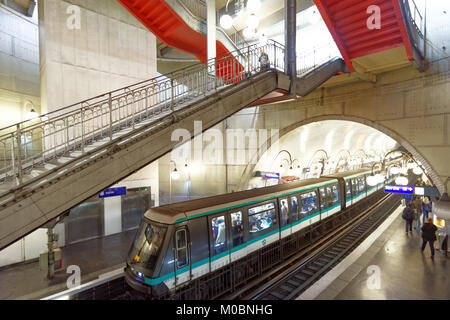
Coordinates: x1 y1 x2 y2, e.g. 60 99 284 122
402 207 413 220
402 207 408 219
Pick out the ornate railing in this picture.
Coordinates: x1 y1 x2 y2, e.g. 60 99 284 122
0 41 286 190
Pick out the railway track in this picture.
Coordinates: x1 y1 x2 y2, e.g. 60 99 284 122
242 194 400 300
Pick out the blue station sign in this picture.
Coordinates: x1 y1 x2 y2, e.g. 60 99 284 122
265 172 280 179
384 185 414 194
99 187 127 198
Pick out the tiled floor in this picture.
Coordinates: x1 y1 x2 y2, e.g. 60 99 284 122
0 229 136 300
308 207 450 300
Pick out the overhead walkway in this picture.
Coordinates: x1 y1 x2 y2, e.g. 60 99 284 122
0 41 348 251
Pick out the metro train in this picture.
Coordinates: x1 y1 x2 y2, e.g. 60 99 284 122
124 166 398 299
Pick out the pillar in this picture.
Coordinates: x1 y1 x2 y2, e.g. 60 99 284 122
285 0 296 94
206 0 216 63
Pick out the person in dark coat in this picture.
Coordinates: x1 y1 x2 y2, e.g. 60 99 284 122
402 203 415 234
421 217 438 258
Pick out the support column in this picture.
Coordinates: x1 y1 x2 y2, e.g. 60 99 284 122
206 0 216 62
285 0 296 95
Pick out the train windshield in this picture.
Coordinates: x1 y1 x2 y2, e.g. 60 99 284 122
127 221 167 274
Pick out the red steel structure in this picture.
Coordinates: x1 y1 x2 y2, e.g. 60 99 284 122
313 0 415 72
117 0 243 84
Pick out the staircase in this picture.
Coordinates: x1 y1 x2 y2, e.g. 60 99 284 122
313 0 425 72
0 41 348 251
117 0 245 84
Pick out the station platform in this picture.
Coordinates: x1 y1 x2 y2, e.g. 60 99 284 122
299 205 450 300
0 229 136 300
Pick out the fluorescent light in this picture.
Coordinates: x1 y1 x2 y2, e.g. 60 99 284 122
247 0 261 12
220 14 233 29
247 14 259 30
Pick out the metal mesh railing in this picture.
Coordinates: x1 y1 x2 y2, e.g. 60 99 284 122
0 40 286 190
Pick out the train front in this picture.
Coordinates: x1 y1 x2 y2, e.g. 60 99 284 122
125 217 169 296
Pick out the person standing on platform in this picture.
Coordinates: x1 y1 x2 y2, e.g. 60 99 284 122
413 197 423 232
402 203 415 234
421 217 438 258
422 197 431 224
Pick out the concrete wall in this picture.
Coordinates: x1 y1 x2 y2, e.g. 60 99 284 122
156 57 450 198
38 0 157 114
238 58 450 193
0 4 40 129
0 228 47 268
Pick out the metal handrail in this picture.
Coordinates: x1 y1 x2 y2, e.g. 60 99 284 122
0 41 287 189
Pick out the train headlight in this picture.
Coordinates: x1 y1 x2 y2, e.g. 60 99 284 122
137 272 143 278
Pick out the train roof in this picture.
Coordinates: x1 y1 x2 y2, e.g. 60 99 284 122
145 177 337 225
323 168 371 180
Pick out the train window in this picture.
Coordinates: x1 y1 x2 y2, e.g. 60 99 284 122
358 177 366 193
231 211 244 247
290 196 299 222
351 179 358 194
211 216 227 255
176 229 188 268
345 181 352 199
319 187 328 210
280 198 290 226
300 191 318 219
332 185 339 203
248 202 276 236
128 222 167 273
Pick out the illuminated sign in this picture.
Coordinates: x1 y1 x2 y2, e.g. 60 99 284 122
265 172 280 179
99 187 127 198
414 187 424 196
384 185 413 194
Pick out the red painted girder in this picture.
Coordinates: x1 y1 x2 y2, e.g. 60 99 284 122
331 0 387 21
144 5 165 20
314 0 355 72
138 0 157 13
329 0 379 13
344 24 400 47
339 11 397 35
348 34 403 57
334 2 393 29
349 41 404 59
391 0 414 60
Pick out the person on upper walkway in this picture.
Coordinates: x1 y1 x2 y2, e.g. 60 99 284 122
259 49 270 70
421 217 438 258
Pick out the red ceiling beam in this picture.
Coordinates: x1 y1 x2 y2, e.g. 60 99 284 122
334 2 393 29
331 0 387 21
391 0 415 60
339 11 397 35
349 41 404 59
345 25 400 47
313 0 355 72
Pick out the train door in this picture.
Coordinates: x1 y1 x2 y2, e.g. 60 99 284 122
279 197 291 238
344 179 352 208
229 210 245 262
245 201 278 255
208 213 230 272
174 227 191 286
289 195 300 231
351 178 358 204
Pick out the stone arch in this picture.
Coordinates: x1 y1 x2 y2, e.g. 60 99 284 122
238 114 445 193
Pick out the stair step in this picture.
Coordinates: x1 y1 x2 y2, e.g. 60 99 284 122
55 157 74 164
